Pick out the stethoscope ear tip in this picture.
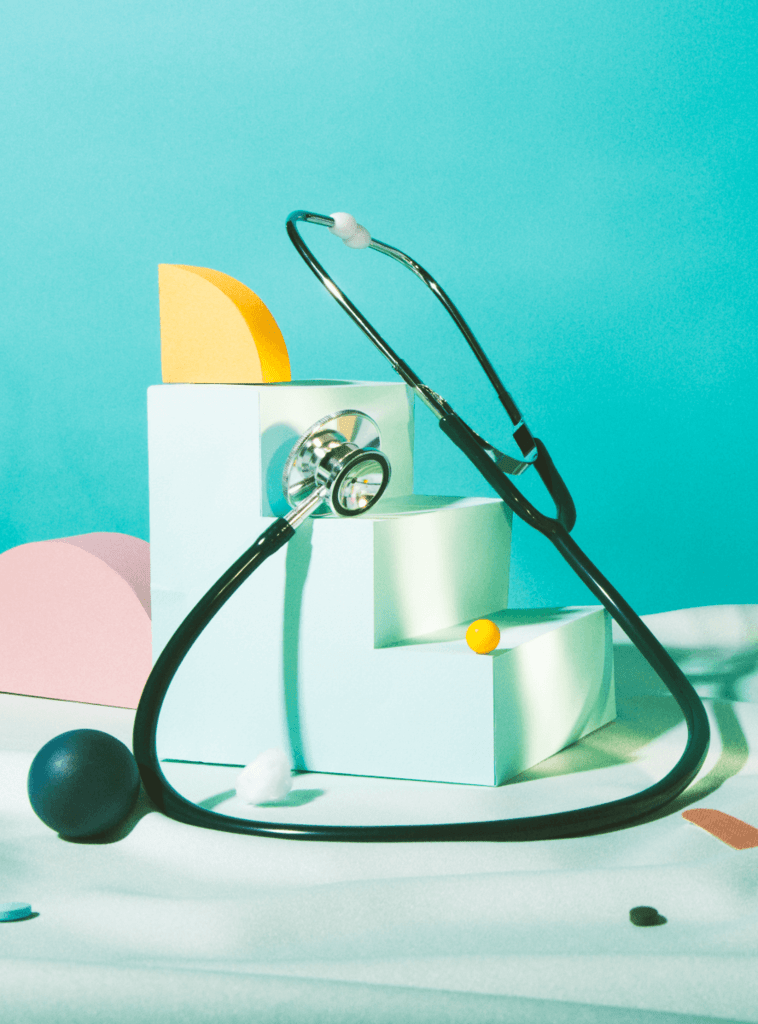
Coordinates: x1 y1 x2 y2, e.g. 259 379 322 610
329 212 371 249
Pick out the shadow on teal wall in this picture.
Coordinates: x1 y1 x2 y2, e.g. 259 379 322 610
1 0 755 612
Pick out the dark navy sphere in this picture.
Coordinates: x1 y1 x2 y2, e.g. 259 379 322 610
27 729 140 839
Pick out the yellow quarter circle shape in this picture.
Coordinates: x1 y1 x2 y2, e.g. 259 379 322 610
158 264 291 384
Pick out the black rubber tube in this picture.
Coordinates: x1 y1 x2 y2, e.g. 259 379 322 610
133 480 710 842
133 519 295 817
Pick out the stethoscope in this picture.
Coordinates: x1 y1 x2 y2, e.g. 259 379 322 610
132 210 710 842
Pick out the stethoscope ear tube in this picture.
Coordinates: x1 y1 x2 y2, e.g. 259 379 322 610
439 412 576 535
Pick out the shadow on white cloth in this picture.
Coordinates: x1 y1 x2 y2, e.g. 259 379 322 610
2 605 758 1023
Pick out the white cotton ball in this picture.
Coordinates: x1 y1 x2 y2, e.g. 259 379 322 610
236 749 293 805
329 212 358 240
343 224 371 249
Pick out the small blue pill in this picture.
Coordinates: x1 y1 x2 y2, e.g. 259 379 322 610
0 902 33 921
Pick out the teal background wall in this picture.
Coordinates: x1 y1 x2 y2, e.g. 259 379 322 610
1 1 755 613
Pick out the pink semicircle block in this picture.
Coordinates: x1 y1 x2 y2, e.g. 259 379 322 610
0 534 152 708
58 532 151 618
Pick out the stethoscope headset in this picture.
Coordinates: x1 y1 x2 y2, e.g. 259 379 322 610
132 210 710 842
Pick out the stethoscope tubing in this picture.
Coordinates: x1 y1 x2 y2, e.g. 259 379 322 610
132 211 711 842
133 507 708 841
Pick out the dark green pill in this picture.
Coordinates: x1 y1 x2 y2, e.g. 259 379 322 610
630 906 666 926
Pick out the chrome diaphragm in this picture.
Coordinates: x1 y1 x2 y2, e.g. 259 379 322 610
282 409 391 518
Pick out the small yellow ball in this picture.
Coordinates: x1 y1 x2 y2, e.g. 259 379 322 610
465 618 500 654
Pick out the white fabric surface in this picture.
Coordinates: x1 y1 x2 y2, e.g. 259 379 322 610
2 605 758 1023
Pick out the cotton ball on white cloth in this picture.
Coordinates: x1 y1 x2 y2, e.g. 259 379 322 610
236 749 293 804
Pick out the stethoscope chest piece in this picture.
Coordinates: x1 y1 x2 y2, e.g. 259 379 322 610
282 409 391 517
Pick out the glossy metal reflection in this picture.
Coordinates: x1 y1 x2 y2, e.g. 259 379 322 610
335 456 387 513
282 409 390 517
